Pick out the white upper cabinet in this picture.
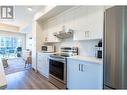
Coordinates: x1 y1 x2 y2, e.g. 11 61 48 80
87 7 104 40
53 9 75 39
41 6 104 42
56 15 64 32
42 22 48 42
62 9 75 30
43 18 60 43
73 7 89 40
73 6 104 41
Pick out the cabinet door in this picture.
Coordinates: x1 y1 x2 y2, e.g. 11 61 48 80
73 6 104 41
56 15 64 32
67 59 103 89
63 9 75 30
43 22 48 42
79 61 103 89
40 54 49 78
37 53 45 69
67 59 82 89
42 55 49 78
37 53 49 78
46 18 60 43
73 7 89 40
87 7 104 39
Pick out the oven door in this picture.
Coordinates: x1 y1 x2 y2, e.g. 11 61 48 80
49 57 66 83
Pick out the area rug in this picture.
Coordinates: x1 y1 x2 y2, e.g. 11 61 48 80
4 58 31 75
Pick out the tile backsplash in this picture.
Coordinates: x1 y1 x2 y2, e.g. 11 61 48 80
52 37 101 57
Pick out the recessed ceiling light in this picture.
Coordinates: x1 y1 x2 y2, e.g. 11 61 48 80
27 7 32 11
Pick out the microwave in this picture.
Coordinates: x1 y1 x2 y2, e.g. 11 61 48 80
41 45 55 53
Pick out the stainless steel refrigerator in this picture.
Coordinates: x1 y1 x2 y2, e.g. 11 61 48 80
104 6 127 89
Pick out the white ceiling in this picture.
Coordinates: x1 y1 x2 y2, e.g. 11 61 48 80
0 6 45 32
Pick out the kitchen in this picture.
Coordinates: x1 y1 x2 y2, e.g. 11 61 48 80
32 6 104 89
0 5 127 89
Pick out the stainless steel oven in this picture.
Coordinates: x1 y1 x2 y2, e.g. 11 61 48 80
48 47 78 89
49 57 67 89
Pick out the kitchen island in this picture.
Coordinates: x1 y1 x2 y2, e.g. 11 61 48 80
0 62 7 89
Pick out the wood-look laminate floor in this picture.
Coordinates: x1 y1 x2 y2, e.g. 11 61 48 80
6 69 58 89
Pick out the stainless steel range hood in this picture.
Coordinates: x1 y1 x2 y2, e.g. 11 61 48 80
53 26 74 39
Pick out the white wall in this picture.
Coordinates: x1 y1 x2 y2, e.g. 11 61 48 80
0 30 26 50
26 33 32 50
23 23 33 50
31 21 44 70
25 21 44 51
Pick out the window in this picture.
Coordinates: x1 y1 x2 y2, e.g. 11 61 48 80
0 36 23 58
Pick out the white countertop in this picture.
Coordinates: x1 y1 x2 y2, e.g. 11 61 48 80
68 55 103 64
38 51 56 54
0 62 7 88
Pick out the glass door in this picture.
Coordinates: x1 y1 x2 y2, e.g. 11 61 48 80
0 36 23 58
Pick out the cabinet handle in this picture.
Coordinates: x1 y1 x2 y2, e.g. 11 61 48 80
79 64 80 71
87 31 90 37
85 31 90 38
85 31 87 37
81 64 83 72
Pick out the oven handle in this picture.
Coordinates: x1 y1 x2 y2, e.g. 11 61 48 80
49 57 66 63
